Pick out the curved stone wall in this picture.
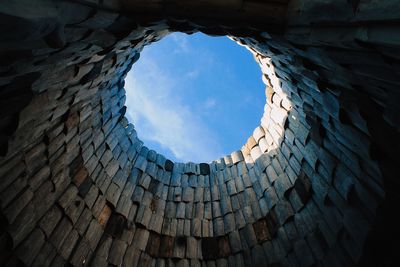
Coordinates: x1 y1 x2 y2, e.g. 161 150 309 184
1 1 399 266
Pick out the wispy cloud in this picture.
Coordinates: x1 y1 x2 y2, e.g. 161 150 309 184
186 69 199 79
204 98 217 109
170 33 190 54
124 33 265 163
125 56 224 163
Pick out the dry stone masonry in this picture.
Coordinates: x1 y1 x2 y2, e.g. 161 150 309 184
0 0 400 266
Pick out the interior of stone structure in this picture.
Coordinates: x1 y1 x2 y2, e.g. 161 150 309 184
1 0 400 267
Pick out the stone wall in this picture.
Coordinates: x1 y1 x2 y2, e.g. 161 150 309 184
0 0 399 266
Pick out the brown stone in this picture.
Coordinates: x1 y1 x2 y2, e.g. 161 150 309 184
159 235 175 258
253 218 271 242
98 204 112 228
146 232 161 257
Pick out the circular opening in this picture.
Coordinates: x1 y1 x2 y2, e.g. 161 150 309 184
125 32 265 163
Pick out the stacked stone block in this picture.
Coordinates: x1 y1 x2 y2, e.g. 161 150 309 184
0 0 399 266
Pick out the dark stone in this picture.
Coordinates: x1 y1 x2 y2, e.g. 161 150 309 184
146 232 161 257
69 154 84 177
165 159 174 172
173 236 187 258
0 72 37 116
218 236 231 258
266 209 279 237
159 236 175 258
148 179 160 195
43 23 66 48
78 177 92 197
105 212 127 238
253 218 271 242
294 172 312 204
80 60 104 84
199 163 210 175
202 237 219 260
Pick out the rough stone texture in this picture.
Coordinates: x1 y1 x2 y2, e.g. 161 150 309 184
0 0 399 266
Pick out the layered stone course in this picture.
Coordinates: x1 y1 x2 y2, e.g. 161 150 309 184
0 0 399 266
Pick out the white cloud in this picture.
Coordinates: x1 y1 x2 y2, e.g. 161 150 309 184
125 56 224 163
170 33 190 54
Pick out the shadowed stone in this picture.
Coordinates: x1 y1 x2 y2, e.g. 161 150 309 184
0 0 397 266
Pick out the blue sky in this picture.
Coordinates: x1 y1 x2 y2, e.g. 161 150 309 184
125 32 265 163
